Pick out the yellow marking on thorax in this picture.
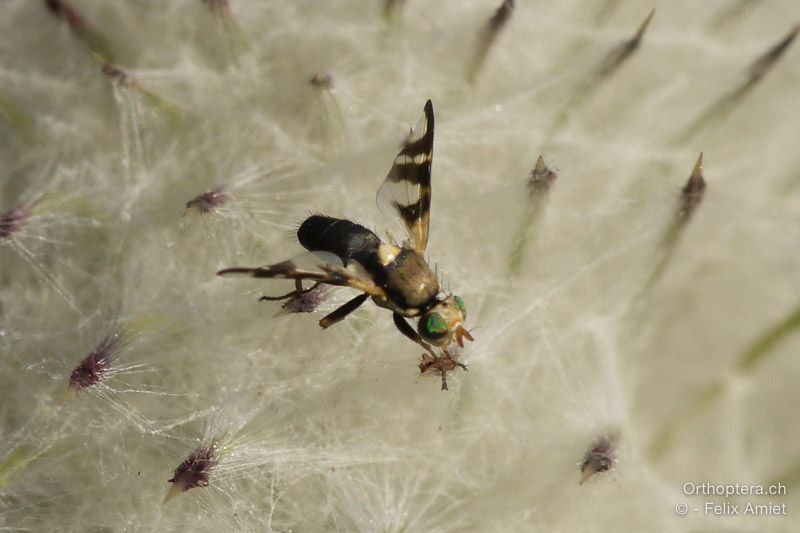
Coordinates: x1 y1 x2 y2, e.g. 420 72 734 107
378 243 401 266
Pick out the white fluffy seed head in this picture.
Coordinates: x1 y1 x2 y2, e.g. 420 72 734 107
1 1 798 531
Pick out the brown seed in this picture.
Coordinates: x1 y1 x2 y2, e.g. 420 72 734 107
165 440 221 502
580 435 616 485
309 72 335 89
747 23 800 86
186 187 229 214
45 0 85 31
0 203 34 240
676 153 705 222
527 155 558 195
277 284 331 315
467 0 515 83
596 9 655 78
68 333 123 391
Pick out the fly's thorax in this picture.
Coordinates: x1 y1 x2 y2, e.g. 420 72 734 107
379 246 439 309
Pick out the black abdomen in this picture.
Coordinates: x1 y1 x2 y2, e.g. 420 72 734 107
297 215 380 268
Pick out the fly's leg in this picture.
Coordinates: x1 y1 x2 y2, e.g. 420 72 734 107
393 314 467 391
395 313 451 390
259 280 320 302
392 313 435 355
319 293 369 328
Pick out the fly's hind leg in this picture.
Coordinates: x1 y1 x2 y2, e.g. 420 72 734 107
319 293 369 328
259 280 320 302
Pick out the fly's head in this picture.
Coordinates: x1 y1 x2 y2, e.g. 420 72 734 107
418 294 474 348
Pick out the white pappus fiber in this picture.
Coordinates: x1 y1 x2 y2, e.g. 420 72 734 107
1 1 799 531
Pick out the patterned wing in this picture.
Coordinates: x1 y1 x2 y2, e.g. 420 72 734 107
376 100 434 253
218 251 387 298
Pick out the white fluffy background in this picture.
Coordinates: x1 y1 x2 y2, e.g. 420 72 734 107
1 1 799 531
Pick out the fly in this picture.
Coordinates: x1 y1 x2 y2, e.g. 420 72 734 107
218 100 473 390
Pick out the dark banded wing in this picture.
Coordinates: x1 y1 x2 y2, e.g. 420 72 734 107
218 251 387 298
376 99 434 254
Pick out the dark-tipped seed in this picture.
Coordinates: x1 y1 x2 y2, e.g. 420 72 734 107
580 435 616 485
186 187 229 214
623 9 655 54
45 0 115 60
747 23 800 86
527 155 558 194
278 284 330 315
676 153 706 222
467 0 515 82
674 25 798 145
596 9 655 78
68 333 122 390
0 203 33 240
309 72 334 89
98 58 136 88
488 0 514 33
45 0 85 31
166 441 221 501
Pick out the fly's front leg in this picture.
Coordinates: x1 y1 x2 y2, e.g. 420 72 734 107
393 314 466 391
392 313 434 355
259 280 320 302
394 313 446 389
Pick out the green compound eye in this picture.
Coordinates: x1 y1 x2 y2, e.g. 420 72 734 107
425 313 448 334
419 310 450 345
454 295 467 319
